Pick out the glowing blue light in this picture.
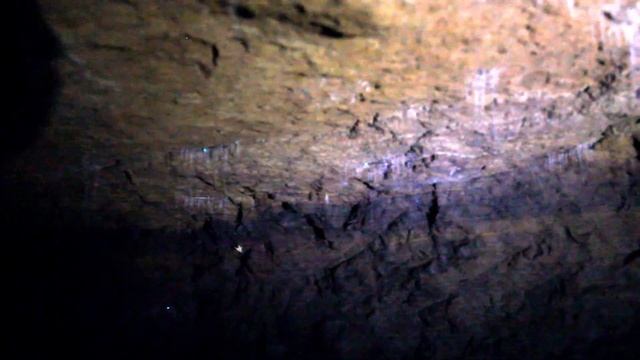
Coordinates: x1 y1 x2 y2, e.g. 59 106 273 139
202 147 209 153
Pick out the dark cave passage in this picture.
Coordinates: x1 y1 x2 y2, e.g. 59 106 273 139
4 0 60 160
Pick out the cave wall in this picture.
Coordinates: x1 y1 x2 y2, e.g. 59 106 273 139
4 0 640 359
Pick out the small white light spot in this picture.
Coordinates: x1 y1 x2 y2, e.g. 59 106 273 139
202 147 209 153
234 245 243 253
166 306 171 310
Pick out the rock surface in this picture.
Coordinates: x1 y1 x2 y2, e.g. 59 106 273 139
4 0 640 359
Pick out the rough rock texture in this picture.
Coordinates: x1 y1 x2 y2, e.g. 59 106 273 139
4 0 640 359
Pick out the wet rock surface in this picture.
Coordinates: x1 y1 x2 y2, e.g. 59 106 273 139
4 0 640 359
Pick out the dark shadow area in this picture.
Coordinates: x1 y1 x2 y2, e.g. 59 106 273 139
4 0 61 161
204 0 377 39
3 197 334 359
4 161 640 359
